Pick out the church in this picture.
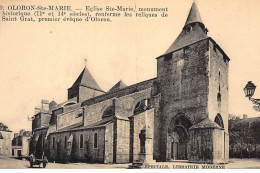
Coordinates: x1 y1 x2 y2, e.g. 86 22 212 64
30 2 229 164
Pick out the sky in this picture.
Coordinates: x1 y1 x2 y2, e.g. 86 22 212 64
1 0 260 133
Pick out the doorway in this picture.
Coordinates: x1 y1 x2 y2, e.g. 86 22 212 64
168 114 192 160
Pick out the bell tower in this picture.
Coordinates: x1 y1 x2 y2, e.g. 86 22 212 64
68 67 105 103
156 2 230 163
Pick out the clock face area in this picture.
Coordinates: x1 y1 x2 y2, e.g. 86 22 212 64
177 59 184 67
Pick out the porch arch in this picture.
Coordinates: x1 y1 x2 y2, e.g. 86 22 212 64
167 113 192 160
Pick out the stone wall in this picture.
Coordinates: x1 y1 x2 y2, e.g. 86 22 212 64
116 119 130 163
152 94 161 161
81 87 153 163
0 131 12 156
49 131 70 162
188 127 225 164
83 99 114 126
208 40 229 132
82 79 155 107
49 127 105 163
32 112 51 130
57 108 83 130
32 128 48 158
32 113 41 130
41 113 52 127
115 88 152 118
212 128 225 163
21 136 30 156
157 39 210 161
104 122 113 163
68 85 105 103
224 132 229 163
188 128 213 163
131 109 154 161
67 86 79 101
79 86 105 103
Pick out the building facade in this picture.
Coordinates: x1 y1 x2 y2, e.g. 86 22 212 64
12 129 32 157
30 2 229 164
0 123 12 156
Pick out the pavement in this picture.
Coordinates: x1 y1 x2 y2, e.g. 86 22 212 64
0 156 260 169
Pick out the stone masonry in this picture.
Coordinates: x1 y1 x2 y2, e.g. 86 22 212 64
30 2 229 164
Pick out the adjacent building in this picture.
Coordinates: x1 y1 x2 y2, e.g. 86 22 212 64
0 122 12 156
12 129 32 157
30 2 230 164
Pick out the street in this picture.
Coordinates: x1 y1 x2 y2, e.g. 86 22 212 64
0 156 130 169
0 156 260 169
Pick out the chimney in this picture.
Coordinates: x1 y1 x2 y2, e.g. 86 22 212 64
35 106 42 114
243 114 248 120
19 129 25 136
41 99 49 111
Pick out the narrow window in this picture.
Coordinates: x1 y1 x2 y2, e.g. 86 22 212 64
53 137 55 149
79 134 84 149
64 136 67 148
94 133 98 149
217 92 221 102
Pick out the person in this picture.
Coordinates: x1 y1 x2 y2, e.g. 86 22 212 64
29 153 36 162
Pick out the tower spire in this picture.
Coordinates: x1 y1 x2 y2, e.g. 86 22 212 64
184 1 204 28
162 1 208 55
84 58 87 68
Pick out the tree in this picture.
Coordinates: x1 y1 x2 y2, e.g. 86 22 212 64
249 121 260 158
229 116 260 158
229 118 250 158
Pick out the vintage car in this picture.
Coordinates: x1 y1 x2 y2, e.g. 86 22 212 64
28 154 48 168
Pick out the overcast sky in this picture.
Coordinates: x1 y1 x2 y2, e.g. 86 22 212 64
1 0 260 133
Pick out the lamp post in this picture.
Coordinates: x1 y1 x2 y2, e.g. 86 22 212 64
244 81 260 107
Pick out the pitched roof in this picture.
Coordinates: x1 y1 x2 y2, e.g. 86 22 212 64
0 122 12 132
70 67 104 92
190 118 224 130
82 78 156 107
50 117 113 134
108 80 127 92
73 116 113 131
185 2 204 27
50 122 84 134
50 97 78 111
163 2 208 56
49 100 57 110
33 125 49 131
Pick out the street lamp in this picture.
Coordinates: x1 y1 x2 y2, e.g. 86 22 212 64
244 81 256 99
244 81 260 107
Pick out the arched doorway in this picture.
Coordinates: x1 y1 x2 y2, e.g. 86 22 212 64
168 114 192 160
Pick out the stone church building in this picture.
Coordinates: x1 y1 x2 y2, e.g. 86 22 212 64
30 2 229 164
